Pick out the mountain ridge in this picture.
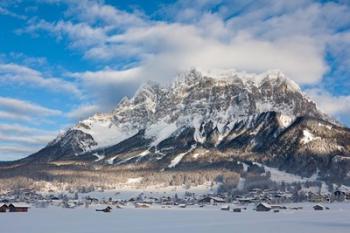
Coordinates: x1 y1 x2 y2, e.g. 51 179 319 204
11 69 350 185
71 68 331 151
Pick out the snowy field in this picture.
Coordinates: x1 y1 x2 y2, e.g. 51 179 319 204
1 203 350 233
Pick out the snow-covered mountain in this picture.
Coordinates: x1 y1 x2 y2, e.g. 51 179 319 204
22 69 350 184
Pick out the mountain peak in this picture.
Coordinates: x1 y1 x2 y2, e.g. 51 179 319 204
172 68 302 94
21 68 350 186
62 68 330 152
15 67 350 190
260 70 301 92
37 68 334 154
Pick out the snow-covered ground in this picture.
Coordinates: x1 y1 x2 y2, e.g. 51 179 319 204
1 202 350 233
76 183 218 200
252 162 318 184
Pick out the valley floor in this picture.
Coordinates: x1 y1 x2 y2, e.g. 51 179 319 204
1 202 350 233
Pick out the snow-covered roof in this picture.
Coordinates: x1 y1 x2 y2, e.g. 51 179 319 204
10 202 31 208
257 202 271 208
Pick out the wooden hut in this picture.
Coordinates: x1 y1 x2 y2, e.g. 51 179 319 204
0 204 8 212
313 204 324 211
96 206 112 212
198 196 225 205
334 190 346 201
134 203 150 208
233 208 241 212
8 203 29 212
220 205 230 211
256 202 271 212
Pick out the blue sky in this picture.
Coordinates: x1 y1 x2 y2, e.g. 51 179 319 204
0 0 350 160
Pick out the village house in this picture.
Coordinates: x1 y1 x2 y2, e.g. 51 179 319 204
236 197 254 204
334 190 346 201
271 205 287 210
289 207 303 210
34 200 50 208
233 208 241 212
134 203 151 208
85 197 99 204
307 192 325 202
49 195 60 201
220 205 230 211
198 196 225 205
8 203 30 212
62 200 79 209
96 206 112 212
256 202 271 212
313 204 324 211
0 204 8 212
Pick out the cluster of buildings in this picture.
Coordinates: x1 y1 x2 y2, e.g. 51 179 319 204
231 188 350 204
254 202 329 212
233 188 293 204
0 187 349 213
0 203 30 213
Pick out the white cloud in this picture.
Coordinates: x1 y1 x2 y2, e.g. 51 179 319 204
0 123 58 160
25 0 341 86
69 68 141 109
66 104 100 120
0 111 32 121
4 52 48 67
64 0 146 28
23 0 146 52
0 96 62 116
0 145 38 155
305 88 350 125
0 123 55 135
0 63 81 96
0 6 26 19
23 20 108 49
0 133 56 145
71 28 325 110
306 89 350 116
0 144 42 161
111 26 326 84
76 67 141 82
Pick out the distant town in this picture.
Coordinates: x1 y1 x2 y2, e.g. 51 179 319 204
1 186 349 213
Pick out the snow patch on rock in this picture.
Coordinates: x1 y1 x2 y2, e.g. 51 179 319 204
238 161 249 172
253 162 318 184
76 114 138 150
237 177 246 190
301 129 320 144
168 145 196 168
93 153 105 162
278 114 294 128
145 120 178 146
106 155 118 165
126 177 143 184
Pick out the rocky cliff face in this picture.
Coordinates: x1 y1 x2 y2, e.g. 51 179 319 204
23 69 350 184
